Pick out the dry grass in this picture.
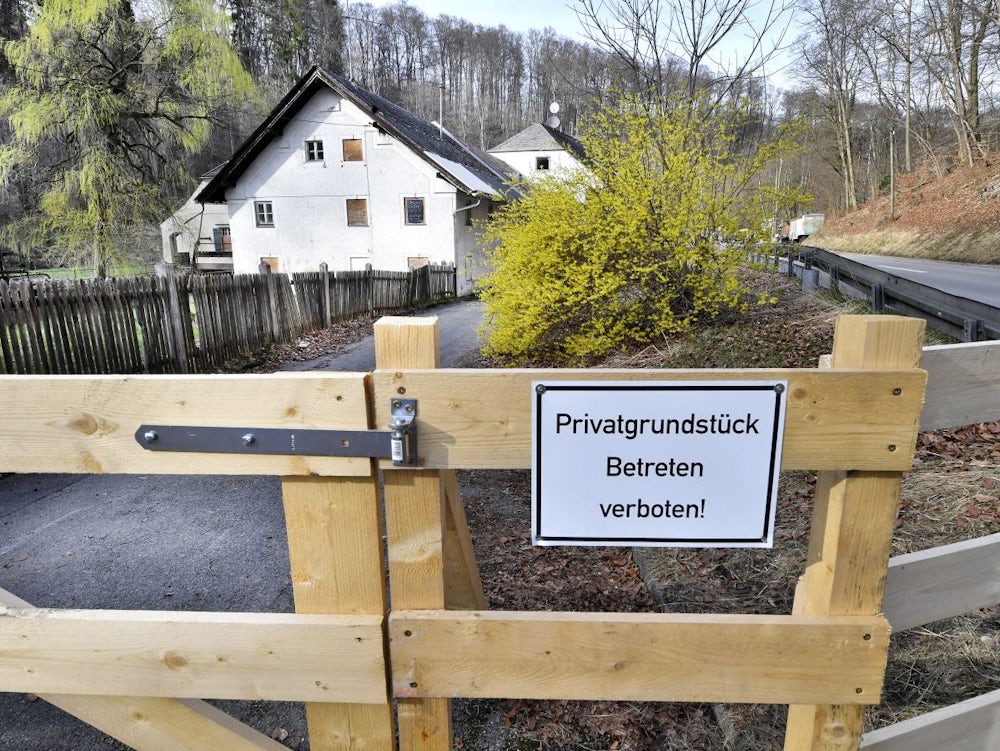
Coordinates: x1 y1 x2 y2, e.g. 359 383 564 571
813 156 1000 264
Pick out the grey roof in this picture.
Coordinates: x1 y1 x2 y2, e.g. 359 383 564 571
489 123 585 160
197 66 519 204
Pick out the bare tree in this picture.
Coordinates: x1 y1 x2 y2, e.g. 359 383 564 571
573 0 793 103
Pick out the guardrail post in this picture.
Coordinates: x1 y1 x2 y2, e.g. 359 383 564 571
784 315 926 751
963 318 983 342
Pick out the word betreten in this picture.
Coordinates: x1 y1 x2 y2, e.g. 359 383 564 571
555 412 760 440
606 456 704 477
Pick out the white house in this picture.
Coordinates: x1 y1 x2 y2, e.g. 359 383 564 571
193 66 518 295
159 169 232 272
488 122 586 181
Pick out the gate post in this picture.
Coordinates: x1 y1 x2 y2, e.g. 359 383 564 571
375 316 485 751
784 315 925 751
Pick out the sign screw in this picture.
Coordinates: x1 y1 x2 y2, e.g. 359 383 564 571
241 433 256 447
143 430 158 444
536 384 547 394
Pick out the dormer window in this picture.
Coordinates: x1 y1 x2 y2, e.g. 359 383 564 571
536 156 550 170
305 139 324 162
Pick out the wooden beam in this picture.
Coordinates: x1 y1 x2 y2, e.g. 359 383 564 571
388 610 889 705
442 470 486 610
861 687 1000 751
376 316 452 751
784 315 926 751
372 368 925 471
0 607 384 702
41 696 291 751
0 373 372 476
0 587 286 751
282 476 395 750
883 533 1000 632
920 341 1000 431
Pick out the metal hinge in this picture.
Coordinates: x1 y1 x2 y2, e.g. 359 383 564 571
136 399 418 466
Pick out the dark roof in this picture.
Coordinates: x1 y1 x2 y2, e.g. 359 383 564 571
489 123 586 161
197 66 519 204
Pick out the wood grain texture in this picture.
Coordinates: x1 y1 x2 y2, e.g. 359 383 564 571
282 476 395 750
372 368 925 471
920 341 1000 430
389 610 889 705
784 315 926 751
0 373 372 475
860 687 1000 751
0 587 286 750
0 607 384 702
882 533 1000 632
375 316 452 751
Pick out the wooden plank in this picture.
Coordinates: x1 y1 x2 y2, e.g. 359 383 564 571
0 586 287 751
41 696 291 751
0 606 385 702
376 316 452 751
282 475 395 750
784 315 926 751
920 341 1000 430
0 373 373 476
860 687 1000 751
882 533 1000 632
442 470 487 610
372 368 926 471
388 610 889 705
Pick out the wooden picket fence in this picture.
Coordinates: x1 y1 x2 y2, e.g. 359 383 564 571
0 314 998 751
0 263 456 375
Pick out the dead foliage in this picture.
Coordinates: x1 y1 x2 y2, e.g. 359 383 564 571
453 270 1000 749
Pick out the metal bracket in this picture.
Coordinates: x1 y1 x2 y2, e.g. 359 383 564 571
136 399 418 466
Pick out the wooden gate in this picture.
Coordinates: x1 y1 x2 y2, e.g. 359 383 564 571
0 314 927 751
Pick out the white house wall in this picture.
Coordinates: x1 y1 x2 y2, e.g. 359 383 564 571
160 181 230 262
225 89 483 293
491 149 583 180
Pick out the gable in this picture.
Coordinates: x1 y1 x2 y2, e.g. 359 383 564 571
197 66 517 205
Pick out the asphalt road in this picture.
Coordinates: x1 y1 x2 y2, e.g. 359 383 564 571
0 299 485 750
283 298 485 371
837 252 1000 308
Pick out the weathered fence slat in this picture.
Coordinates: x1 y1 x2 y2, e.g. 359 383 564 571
1 264 456 375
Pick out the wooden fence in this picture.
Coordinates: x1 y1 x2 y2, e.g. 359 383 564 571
2 313 983 751
0 263 456 375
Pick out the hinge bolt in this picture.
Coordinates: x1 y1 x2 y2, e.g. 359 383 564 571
242 433 256 447
143 430 158 444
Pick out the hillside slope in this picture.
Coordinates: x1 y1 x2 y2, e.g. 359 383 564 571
811 159 1000 264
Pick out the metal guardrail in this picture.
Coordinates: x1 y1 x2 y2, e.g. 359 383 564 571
752 246 1000 342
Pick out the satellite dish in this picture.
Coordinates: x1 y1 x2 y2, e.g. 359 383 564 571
549 102 560 114
546 115 561 129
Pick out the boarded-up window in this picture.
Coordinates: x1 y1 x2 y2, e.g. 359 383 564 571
404 197 425 225
343 138 364 162
260 256 279 273
346 198 368 226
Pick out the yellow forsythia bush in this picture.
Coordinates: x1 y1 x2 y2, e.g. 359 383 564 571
479 94 797 362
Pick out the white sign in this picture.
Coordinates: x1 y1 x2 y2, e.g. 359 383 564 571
532 381 787 548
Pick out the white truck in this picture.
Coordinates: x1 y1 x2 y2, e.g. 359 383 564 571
786 213 825 242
